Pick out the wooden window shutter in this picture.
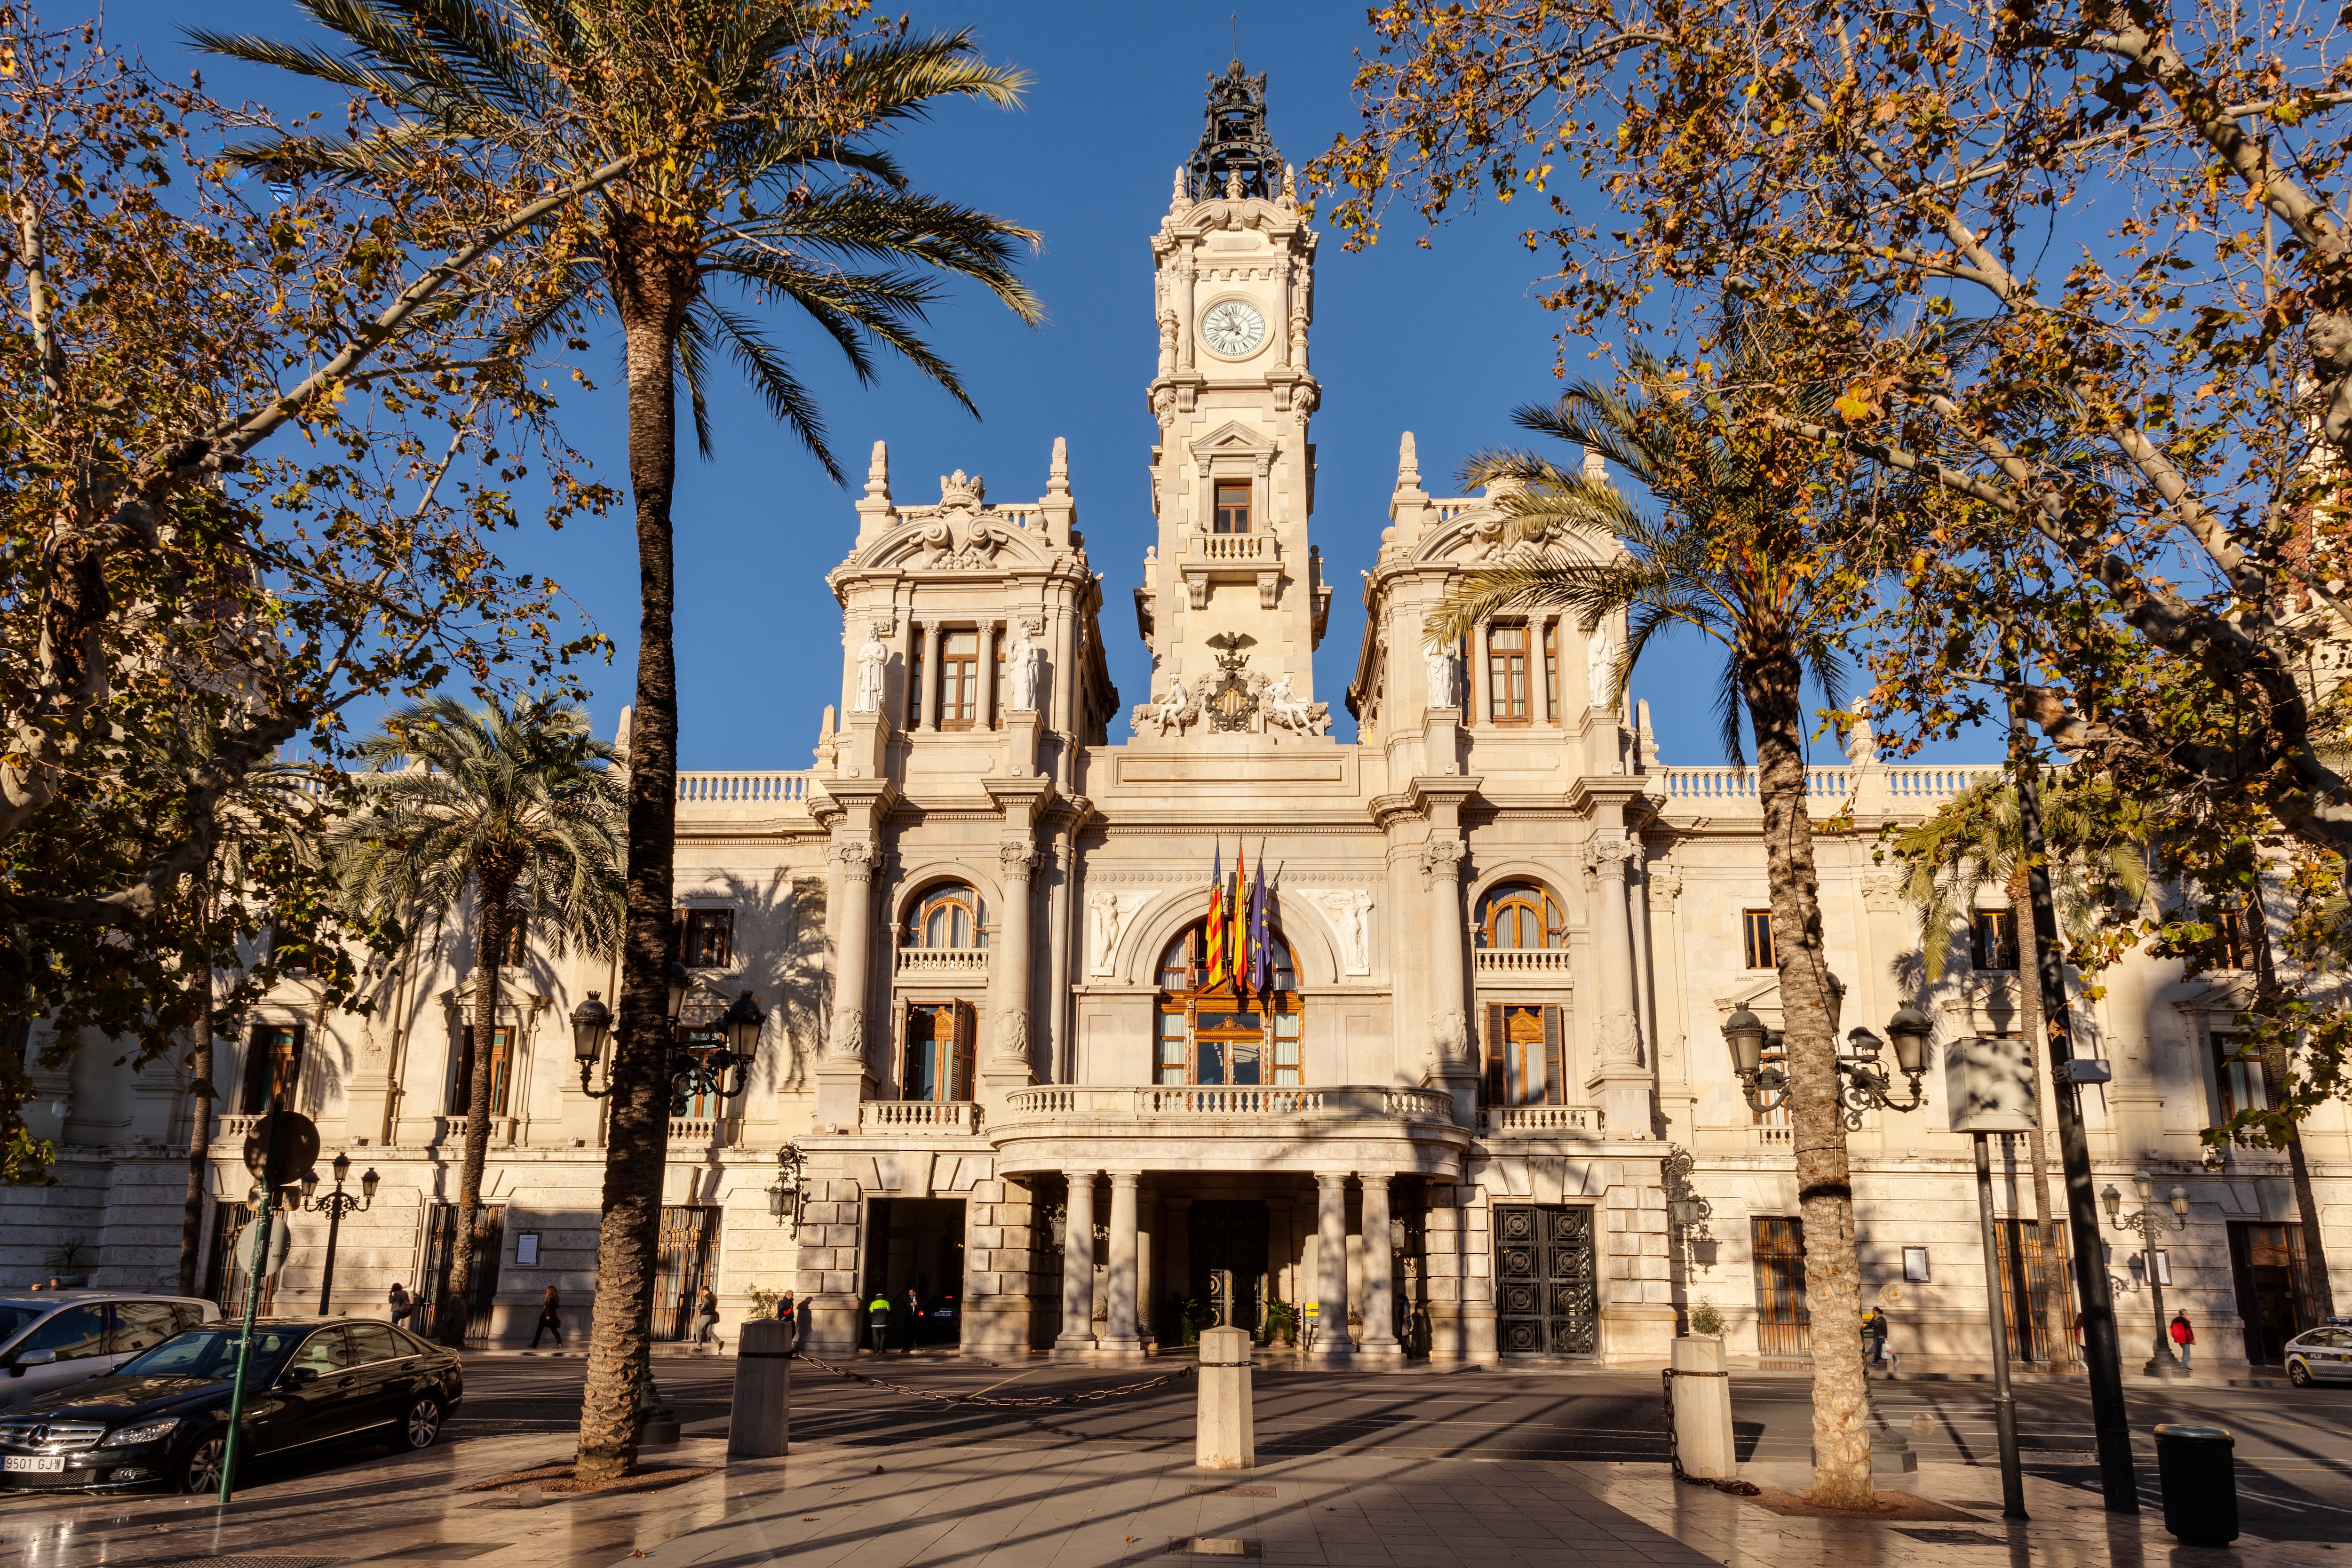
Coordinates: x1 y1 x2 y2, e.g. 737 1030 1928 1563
898 1003 918 1100
671 908 686 964
1485 1004 1506 1109
1542 1006 1565 1106
952 1001 977 1101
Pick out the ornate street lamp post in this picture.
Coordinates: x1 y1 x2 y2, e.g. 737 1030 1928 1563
2103 1170 2193 1379
767 1142 806 1234
1722 1000 1935 1477
298 1151 379 1316
572 965 765 1115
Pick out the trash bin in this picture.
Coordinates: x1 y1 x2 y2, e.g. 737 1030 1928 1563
2153 1423 2237 1547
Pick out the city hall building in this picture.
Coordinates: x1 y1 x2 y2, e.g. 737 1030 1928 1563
8 67 2347 1373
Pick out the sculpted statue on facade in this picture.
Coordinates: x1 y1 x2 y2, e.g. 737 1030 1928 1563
1260 672 1330 738
1429 1009 1472 1067
1587 626 1615 708
1306 889 1374 976
1844 714 1878 767
1088 890 1154 974
1423 642 1460 709
992 1008 1032 1068
826 1006 867 1064
1139 674 1199 736
852 625 888 713
1006 622 1042 711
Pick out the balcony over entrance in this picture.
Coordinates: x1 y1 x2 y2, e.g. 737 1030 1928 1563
989 1084 1469 1179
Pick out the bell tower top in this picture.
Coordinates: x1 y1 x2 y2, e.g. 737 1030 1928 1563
1131 63 1330 740
1187 62 1281 201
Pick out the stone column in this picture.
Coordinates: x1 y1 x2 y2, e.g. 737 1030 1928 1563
1357 1173 1402 1363
1536 615 1556 726
1055 1170 1098 1354
916 621 941 732
1103 1171 1144 1357
814 840 879 1133
1313 1172 1354 1361
1165 1193 1192 1329
980 622 1001 731
1420 837 1477 1123
988 840 1037 1082
1585 832 1651 1137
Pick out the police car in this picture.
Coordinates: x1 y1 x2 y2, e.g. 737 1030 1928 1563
2283 1319 2352 1386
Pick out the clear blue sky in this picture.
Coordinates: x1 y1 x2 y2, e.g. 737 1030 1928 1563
113 0 1991 770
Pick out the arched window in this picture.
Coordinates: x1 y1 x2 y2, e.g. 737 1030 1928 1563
1477 882 1564 950
1155 921 1301 1087
906 883 989 949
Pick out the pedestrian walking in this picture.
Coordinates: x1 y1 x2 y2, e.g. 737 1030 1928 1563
531 1285 564 1348
866 1290 891 1356
778 1289 795 1321
388 1282 413 1327
2171 1311 2195 1369
693 1285 723 1351
1863 1306 1897 1377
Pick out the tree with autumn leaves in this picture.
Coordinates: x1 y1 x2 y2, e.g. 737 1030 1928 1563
1314 0 2352 1505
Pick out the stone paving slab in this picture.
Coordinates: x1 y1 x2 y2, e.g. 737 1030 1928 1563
589 1442 2337 1568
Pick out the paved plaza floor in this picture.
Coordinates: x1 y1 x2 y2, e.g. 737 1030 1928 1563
0 1361 2342 1568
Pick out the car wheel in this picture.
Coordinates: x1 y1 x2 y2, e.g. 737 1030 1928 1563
401 1393 443 1451
176 1433 229 1494
2290 1359 2314 1387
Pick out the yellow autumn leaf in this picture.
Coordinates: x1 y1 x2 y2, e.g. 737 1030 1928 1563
1834 391 1871 421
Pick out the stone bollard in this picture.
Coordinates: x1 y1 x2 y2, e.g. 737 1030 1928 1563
1195 1325 1255 1471
728 1317 793 1459
1668 1335 1736 1480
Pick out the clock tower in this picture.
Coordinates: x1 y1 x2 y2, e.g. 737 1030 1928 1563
1133 61 1330 732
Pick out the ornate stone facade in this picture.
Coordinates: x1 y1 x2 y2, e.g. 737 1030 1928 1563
6 66 2348 1376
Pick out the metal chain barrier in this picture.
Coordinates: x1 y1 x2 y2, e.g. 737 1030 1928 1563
794 1352 1197 1408
1660 1367 1759 1496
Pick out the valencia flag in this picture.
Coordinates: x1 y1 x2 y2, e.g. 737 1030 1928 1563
1205 843 1227 987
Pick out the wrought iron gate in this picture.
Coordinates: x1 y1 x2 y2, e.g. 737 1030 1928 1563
1751 1217 1811 1358
653 1205 721 1340
1494 1203 1597 1355
420 1202 504 1342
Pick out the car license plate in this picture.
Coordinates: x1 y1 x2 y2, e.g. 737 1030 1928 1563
3 1457 63 1473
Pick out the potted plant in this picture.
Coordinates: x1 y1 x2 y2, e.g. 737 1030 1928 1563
1263 1297 1298 1348
1686 1298 1726 1338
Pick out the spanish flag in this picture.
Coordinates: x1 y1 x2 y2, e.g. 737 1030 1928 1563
1205 843 1227 987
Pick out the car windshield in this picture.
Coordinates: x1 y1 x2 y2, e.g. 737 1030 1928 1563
116 1327 306 1384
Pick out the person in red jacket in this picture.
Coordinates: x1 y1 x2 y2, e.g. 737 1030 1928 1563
2170 1311 2195 1370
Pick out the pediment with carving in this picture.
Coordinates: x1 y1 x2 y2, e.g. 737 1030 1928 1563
856 472 1055 573
1186 421 1279 478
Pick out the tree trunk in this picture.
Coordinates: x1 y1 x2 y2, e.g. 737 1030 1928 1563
1743 634 1871 1509
2007 863 2066 1372
575 230 692 1487
2248 884 2336 1319
440 887 510 1348
176 976 215 1297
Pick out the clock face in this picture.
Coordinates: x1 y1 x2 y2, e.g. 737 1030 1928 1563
1200 299 1266 359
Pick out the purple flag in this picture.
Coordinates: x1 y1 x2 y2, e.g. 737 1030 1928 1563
1249 854 1271 992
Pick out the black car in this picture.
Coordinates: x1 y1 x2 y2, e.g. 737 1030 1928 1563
0 1318 462 1494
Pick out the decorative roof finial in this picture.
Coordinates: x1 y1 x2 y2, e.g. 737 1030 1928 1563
865 439 890 500
1581 446 1607 485
1397 430 1422 488
1048 436 1070 495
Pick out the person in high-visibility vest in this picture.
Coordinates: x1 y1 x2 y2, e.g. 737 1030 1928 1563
867 1292 892 1357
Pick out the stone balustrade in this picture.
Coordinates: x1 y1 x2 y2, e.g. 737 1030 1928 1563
895 946 991 977
217 1114 262 1140
1479 1105 1602 1137
668 1116 739 1147
1656 762 2003 812
1193 533 1275 562
859 1100 981 1135
1473 947 1574 975
1002 1085 1454 1123
675 771 813 806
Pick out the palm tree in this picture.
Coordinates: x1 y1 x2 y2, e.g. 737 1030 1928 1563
196 0 1040 1480
1429 314 1888 1506
329 693 622 1346
1891 771 2149 1373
